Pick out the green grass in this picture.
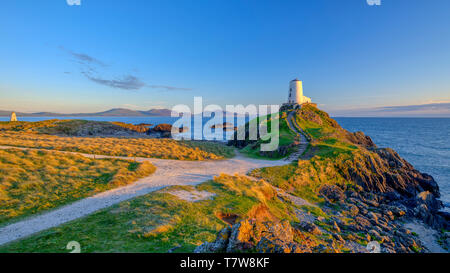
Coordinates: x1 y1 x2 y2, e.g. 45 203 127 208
313 138 358 159
239 145 293 161
239 113 297 160
0 148 156 225
0 174 295 253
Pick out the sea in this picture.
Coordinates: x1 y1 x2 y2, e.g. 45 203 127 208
1 116 449 210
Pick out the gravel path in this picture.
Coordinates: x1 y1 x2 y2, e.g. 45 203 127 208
286 111 310 161
0 145 289 246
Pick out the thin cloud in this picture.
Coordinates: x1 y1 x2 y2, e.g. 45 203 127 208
330 103 450 117
60 46 107 67
147 85 192 91
82 73 146 90
378 103 450 112
61 46 192 91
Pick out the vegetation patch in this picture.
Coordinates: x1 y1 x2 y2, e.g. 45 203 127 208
0 132 235 160
0 148 156 225
0 174 295 253
236 113 298 160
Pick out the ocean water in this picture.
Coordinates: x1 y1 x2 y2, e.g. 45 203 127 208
335 118 450 210
1 116 449 209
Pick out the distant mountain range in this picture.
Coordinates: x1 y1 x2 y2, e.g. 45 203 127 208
0 108 251 118
0 108 174 117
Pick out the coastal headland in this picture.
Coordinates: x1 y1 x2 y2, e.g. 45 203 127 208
0 105 448 253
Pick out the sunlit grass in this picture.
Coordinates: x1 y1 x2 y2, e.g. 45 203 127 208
0 132 235 160
239 114 297 159
0 174 295 253
0 148 156 225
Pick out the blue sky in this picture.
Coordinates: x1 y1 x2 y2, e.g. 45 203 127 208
0 0 449 116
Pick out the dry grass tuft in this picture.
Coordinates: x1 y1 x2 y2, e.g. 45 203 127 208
0 132 234 160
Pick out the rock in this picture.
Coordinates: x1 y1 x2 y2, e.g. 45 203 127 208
319 184 345 202
373 226 384 235
333 233 345 243
289 243 313 253
333 221 341 233
384 191 402 201
150 123 174 138
195 226 231 253
383 246 396 253
296 222 322 235
369 230 381 241
355 216 372 229
365 199 380 207
391 206 406 217
346 131 376 148
152 123 172 132
197 219 298 253
416 174 440 198
359 207 369 215
198 219 321 253
417 191 442 213
317 216 326 222
348 204 359 217
256 237 292 253
226 220 256 252
437 211 450 230
368 212 379 224
382 215 391 223
314 244 328 253
384 210 395 221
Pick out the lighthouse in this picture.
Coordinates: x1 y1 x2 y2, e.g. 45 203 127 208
288 79 311 105
10 112 17 122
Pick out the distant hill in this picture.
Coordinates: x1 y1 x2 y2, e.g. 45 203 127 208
0 108 174 117
0 108 252 117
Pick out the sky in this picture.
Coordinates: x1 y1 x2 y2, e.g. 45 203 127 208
0 0 449 116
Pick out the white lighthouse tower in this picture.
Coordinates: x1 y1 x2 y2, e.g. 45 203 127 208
288 79 311 105
10 112 17 122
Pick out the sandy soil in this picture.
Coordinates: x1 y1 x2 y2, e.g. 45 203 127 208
0 145 289 246
165 189 216 202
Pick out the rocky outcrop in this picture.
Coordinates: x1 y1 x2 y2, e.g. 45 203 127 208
211 122 237 131
319 184 345 202
195 220 311 253
335 148 440 200
346 131 376 148
147 123 188 138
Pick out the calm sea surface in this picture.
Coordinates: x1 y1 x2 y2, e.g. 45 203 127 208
1 116 449 210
